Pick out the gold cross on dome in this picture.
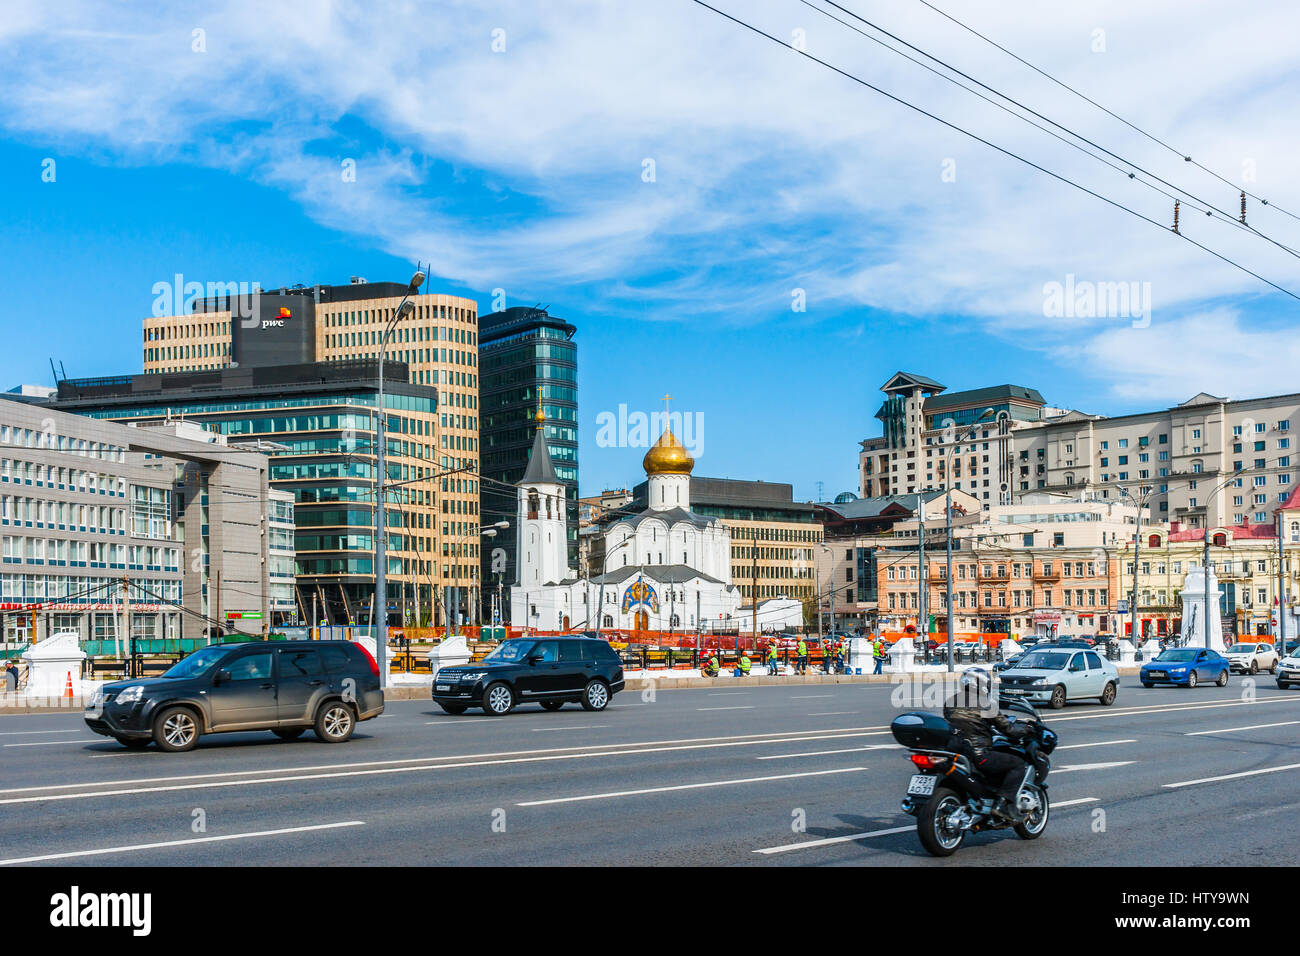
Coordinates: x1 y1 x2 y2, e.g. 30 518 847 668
663 393 672 418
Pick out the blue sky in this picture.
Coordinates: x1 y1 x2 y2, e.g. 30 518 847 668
2 0 1299 500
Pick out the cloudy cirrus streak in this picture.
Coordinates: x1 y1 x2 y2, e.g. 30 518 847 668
2 0 1299 392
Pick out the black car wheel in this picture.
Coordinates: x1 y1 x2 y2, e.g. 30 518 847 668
1270 660 1278 674
1217 670 1229 687
1099 682 1117 706
581 679 611 711
1049 684 1067 709
1187 671 1198 688
114 736 151 750
1250 661 1259 674
153 706 200 753
439 703 468 715
273 728 306 740
540 700 564 711
1279 681 1291 690
314 701 356 742
483 682 515 716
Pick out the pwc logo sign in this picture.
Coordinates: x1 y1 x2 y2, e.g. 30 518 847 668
262 307 291 329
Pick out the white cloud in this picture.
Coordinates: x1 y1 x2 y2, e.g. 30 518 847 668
2 0 1299 389
1060 308 1300 403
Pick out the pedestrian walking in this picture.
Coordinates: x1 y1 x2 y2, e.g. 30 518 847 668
872 637 885 675
796 637 808 675
767 643 781 676
3 659 17 692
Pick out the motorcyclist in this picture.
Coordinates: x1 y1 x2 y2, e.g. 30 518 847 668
943 671 1032 821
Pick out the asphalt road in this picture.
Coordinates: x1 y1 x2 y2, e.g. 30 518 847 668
3 674 1300 866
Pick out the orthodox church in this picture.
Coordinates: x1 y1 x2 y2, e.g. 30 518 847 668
511 415 741 633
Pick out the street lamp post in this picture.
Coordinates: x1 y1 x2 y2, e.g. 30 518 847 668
1116 467 1245 649
373 269 425 688
1200 468 1248 648
943 408 996 673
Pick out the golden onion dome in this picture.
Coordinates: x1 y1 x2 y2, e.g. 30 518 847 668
642 428 695 476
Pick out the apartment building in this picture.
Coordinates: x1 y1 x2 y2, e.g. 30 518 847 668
859 372 1050 505
813 490 981 629
857 372 1300 531
0 396 285 643
1119 495 1300 640
1013 391 1300 531
874 494 1136 640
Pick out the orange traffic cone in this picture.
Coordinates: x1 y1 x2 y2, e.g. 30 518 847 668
63 671 73 698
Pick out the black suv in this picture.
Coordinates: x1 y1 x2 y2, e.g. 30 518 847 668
84 640 385 752
432 636 625 715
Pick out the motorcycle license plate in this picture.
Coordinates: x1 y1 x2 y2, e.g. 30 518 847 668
907 774 936 796
435 684 450 692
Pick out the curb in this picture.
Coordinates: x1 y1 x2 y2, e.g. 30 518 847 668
0 667 1147 713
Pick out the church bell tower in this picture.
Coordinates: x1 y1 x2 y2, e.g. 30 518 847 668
516 409 568 588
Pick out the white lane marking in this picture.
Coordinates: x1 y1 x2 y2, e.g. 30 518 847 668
0 821 365 866
806 711 855 716
696 706 754 711
0 732 892 805
530 725 610 733
1048 694 1300 723
0 729 83 737
1185 720 1300 736
3 740 98 748
1055 739 1137 751
707 692 749 697
752 797 1100 855
790 695 833 699
758 745 900 760
1053 761 1134 773
91 751 162 759
516 767 867 806
0 726 890 796
1165 763 1300 789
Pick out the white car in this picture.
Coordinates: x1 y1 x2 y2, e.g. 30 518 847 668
1277 652 1300 689
1224 641 1278 675
996 647 1121 709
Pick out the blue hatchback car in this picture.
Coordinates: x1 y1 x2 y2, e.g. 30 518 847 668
1140 647 1230 688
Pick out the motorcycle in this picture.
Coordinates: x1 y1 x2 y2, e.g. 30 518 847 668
890 697 1058 857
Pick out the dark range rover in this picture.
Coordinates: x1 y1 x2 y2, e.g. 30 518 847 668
84 640 385 752
433 636 625 715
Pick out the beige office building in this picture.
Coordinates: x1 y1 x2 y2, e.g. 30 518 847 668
139 279 484 625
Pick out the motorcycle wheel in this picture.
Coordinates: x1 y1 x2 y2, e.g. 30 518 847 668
917 787 967 857
1014 786 1051 840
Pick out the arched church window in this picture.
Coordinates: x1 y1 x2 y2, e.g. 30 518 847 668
527 491 539 520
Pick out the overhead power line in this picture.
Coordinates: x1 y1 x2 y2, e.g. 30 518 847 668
913 0 1300 225
801 0 1300 259
687 0 1300 302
